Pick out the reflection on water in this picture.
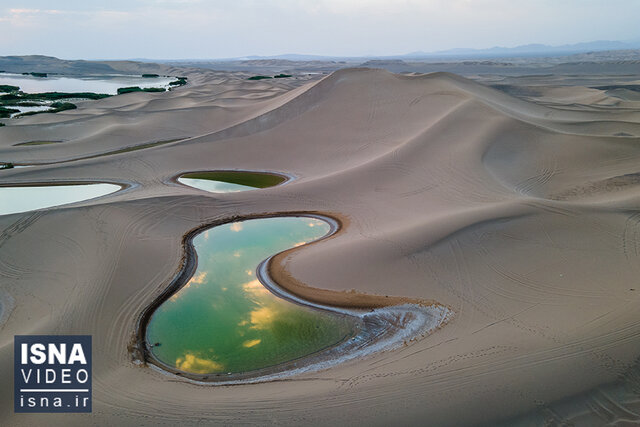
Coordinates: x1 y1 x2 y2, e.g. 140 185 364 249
8 105 53 117
0 183 121 215
178 171 286 193
178 177 256 193
0 73 175 95
147 217 355 374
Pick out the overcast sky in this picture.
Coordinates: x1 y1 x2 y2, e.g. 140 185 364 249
1 0 639 59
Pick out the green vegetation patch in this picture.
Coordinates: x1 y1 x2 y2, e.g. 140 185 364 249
181 171 286 188
142 73 160 78
0 107 20 118
14 140 63 146
0 85 20 92
169 77 187 86
0 162 14 169
50 102 77 111
22 72 48 78
0 92 110 106
16 102 76 117
117 86 140 94
248 74 293 80
142 87 167 92
117 86 166 94
25 92 110 100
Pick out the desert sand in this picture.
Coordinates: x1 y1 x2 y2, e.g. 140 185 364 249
2 65 640 425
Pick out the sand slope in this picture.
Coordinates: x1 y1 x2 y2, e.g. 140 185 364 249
1 68 640 425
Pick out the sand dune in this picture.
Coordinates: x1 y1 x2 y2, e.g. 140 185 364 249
2 68 640 425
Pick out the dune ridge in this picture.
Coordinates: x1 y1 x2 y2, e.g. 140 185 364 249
2 68 640 425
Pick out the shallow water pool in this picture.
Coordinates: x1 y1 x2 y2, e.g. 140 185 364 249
146 217 355 375
178 170 287 193
0 183 121 215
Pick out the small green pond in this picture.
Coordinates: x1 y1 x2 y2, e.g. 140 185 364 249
146 217 355 375
178 171 286 193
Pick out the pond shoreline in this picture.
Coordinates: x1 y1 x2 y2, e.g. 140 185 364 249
133 211 451 385
172 169 294 190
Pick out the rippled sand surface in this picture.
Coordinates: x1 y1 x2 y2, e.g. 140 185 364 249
2 66 640 425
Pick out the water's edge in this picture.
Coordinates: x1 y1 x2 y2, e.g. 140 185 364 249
0 180 130 216
171 169 295 190
132 212 452 385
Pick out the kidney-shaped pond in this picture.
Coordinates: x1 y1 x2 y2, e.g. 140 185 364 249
146 216 357 375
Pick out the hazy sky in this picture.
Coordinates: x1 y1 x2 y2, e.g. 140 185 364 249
1 0 639 59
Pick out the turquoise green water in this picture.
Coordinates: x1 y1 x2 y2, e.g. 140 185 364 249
0 183 120 216
147 217 355 374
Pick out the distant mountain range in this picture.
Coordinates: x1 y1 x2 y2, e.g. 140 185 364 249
410 40 640 58
148 39 640 63
0 55 172 75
